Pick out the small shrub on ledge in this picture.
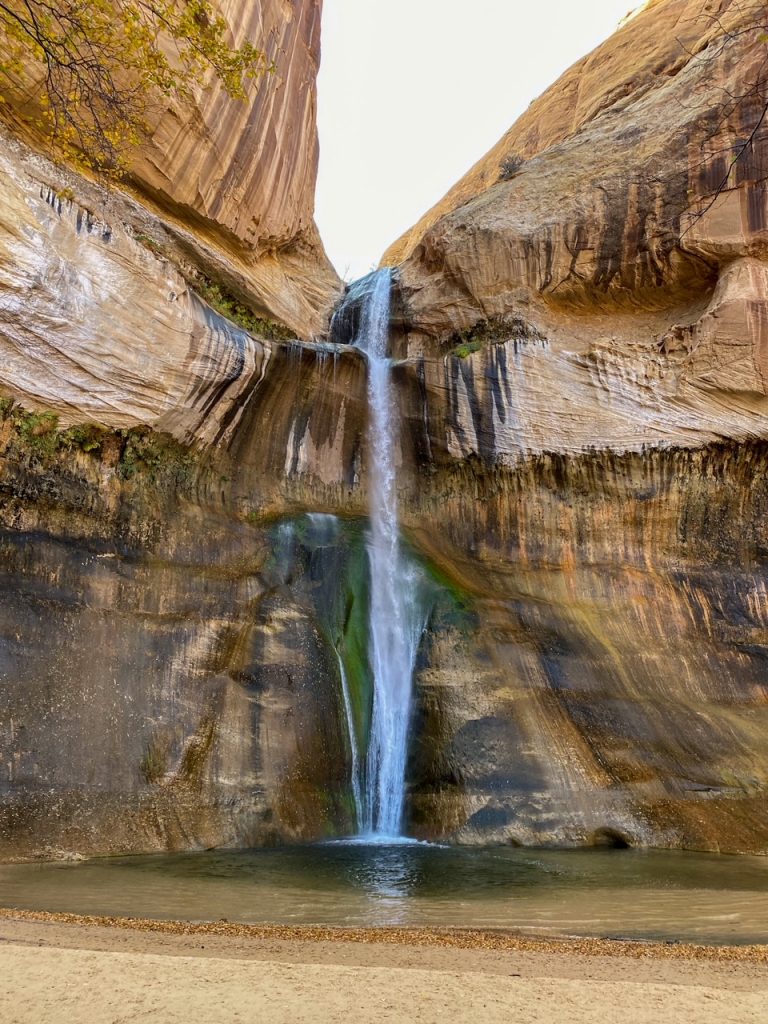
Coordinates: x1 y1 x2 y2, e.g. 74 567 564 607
193 276 294 342
446 314 546 358
498 153 525 181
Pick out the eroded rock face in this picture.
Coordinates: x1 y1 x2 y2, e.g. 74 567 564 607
131 0 341 335
369 0 768 853
401 443 768 854
0 1 340 337
0 361 369 859
134 0 324 254
4 398 768 857
385 0 768 465
0 123 343 441
2 0 768 860
384 0 763 271
0 35 358 854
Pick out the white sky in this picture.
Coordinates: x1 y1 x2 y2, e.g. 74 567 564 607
315 0 639 281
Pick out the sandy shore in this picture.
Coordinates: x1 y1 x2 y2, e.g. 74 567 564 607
0 910 766 1023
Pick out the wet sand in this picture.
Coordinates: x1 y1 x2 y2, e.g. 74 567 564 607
0 909 766 1023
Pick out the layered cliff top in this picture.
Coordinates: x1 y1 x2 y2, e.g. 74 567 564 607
379 0 768 459
383 0 757 267
0 0 343 437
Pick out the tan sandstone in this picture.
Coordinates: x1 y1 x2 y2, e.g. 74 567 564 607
0 0 341 338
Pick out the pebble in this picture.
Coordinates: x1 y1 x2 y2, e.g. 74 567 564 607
0 906 765 964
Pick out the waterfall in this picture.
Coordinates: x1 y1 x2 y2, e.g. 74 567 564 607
334 648 365 828
350 269 427 839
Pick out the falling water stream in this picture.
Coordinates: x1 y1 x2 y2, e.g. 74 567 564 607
341 269 428 840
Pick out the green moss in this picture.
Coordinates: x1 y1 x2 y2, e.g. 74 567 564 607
7 408 62 460
133 232 165 255
140 736 170 784
117 427 196 485
401 540 477 634
268 515 374 792
303 517 374 753
446 314 546 359
61 423 109 454
452 340 483 359
0 400 114 462
0 400 198 491
333 539 374 751
18 410 58 440
193 276 295 342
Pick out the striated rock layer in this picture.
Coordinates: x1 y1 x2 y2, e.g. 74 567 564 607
382 0 768 853
0 0 340 338
385 0 768 458
401 442 768 853
0 0 349 858
0 349 369 860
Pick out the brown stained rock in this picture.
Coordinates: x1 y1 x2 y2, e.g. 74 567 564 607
397 442 768 853
358 2 768 852
0 347 368 859
0 128 348 445
127 0 342 337
384 0 761 268
0 2 341 338
0 424 359 859
132 0 324 253
383 0 768 457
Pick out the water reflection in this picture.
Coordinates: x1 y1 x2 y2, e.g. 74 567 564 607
1 844 767 945
350 844 413 922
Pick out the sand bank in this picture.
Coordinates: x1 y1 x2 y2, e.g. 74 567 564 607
0 911 766 1023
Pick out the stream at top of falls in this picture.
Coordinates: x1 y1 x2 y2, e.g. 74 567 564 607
338 268 429 840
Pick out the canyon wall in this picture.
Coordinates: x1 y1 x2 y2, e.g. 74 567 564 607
0 0 350 859
0 0 340 341
0 343 369 859
1 0 768 860
383 0 768 853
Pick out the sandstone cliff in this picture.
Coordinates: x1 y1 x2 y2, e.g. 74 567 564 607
371 0 768 853
1 0 768 861
0 0 354 858
0 352 368 859
0 0 340 342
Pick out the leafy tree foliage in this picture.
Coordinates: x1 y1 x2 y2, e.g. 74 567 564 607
0 0 273 171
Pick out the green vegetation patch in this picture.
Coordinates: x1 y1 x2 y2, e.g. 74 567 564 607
0 398 198 487
117 427 197 484
446 314 546 359
452 339 484 359
127 235 294 343
193 276 295 342
0 403 109 460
